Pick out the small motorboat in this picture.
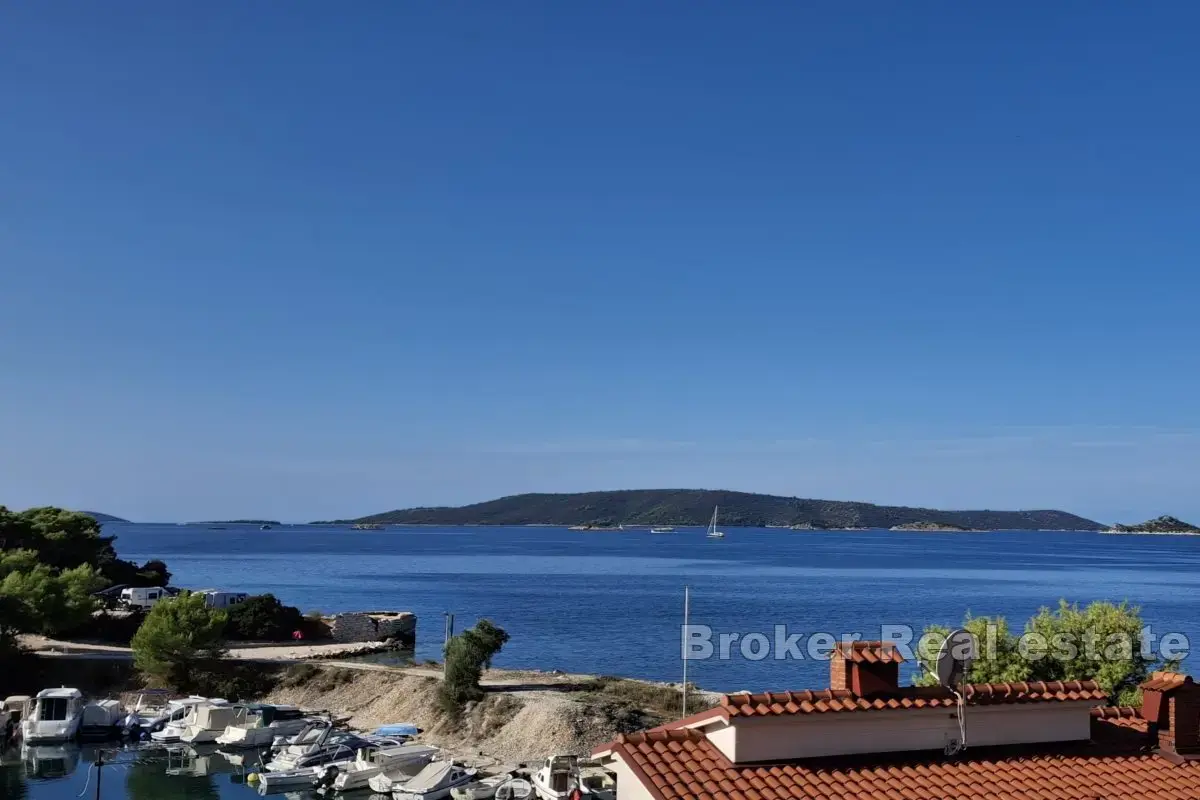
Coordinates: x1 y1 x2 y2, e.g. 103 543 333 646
79 700 125 738
531 755 579 800
3 696 32 742
216 704 309 748
576 764 616 799
181 704 248 744
494 777 535 800
393 761 477 800
21 688 85 743
119 690 175 736
317 743 438 793
451 772 512 799
150 699 229 743
649 526 675 533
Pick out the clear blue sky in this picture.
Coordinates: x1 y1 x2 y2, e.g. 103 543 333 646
2 3 1197 524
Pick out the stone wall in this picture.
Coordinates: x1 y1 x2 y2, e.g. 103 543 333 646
327 611 416 646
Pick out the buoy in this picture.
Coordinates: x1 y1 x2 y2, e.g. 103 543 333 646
247 773 259 784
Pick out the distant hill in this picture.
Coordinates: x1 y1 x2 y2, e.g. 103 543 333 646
1108 515 1200 533
335 490 1103 531
82 511 129 523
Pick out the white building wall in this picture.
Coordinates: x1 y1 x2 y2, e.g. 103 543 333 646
602 755 655 800
723 703 1094 763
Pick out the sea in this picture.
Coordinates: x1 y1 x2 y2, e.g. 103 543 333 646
7 522 1200 799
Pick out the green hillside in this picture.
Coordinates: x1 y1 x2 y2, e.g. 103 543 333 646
335 489 1103 530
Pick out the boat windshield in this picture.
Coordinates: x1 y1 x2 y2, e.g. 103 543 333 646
39 698 70 721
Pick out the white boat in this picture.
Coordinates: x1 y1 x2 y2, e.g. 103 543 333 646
494 777 534 800
649 526 674 533
393 761 477 800
216 704 309 748
451 773 512 799
706 506 725 538
21 688 84 743
318 743 438 792
79 700 125 738
531 755 578 800
259 762 349 791
150 699 229 743
577 765 616 799
181 703 249 744
264 719 348 772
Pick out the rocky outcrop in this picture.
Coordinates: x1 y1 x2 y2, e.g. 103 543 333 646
890 521 972 531
1108 516 1200 533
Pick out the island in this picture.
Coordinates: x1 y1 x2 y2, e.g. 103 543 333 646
81 511 129 523
890 521 973 532
318 489 1104 531
1107 515 1200 534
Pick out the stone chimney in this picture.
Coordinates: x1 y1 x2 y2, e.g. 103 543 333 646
1141 672 1200 760
830 641 903 696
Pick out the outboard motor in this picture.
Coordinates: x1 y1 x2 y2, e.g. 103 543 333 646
312 764 339 793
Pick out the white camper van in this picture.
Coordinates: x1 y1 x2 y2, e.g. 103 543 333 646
119 587 167 610
199 590 249 609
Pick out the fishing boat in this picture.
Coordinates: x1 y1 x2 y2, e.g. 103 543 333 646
649 526 674 533
21 689 85 743
494 777 535 800
451 772 512 799
706 506 725 538
392 761 477 799
317 742 438 792
531 755 579 800
215 704 309 748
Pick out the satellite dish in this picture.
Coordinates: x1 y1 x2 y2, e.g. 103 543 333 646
936 629 977 688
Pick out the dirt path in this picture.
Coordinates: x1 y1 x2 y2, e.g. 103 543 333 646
20 635 602 691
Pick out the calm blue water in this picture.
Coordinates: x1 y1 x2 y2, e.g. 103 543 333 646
2 742 283 800
106 523 1200 692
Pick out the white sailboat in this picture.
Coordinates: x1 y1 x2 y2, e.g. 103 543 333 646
706 506 725 538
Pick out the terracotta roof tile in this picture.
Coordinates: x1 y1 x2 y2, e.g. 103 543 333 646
605 717 1198 800
719 681 1106 717
1139 671 1192 692
833 640 906 664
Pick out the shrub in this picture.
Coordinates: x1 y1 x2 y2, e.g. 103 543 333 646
437 619 509 715
225 594 304 641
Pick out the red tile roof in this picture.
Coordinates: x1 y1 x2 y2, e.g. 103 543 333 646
606 717 1200 800
720 681 1106 717
833 640 905 664
1140 671 1193 692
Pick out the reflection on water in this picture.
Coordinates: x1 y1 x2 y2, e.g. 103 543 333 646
0 741 318 800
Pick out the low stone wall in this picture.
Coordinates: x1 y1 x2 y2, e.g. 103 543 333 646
327 611 416 646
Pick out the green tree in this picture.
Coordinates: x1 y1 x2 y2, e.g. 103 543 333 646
918 600 1171 705
438 619 510 714
0 563 106 635
132 592 228 691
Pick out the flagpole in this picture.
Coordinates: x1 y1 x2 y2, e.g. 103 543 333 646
682 585 690 717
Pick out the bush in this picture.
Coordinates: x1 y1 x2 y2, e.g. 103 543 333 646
225 594 304 641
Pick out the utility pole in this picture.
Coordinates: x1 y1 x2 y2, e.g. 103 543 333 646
682 586 690 718
442 612 455 681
